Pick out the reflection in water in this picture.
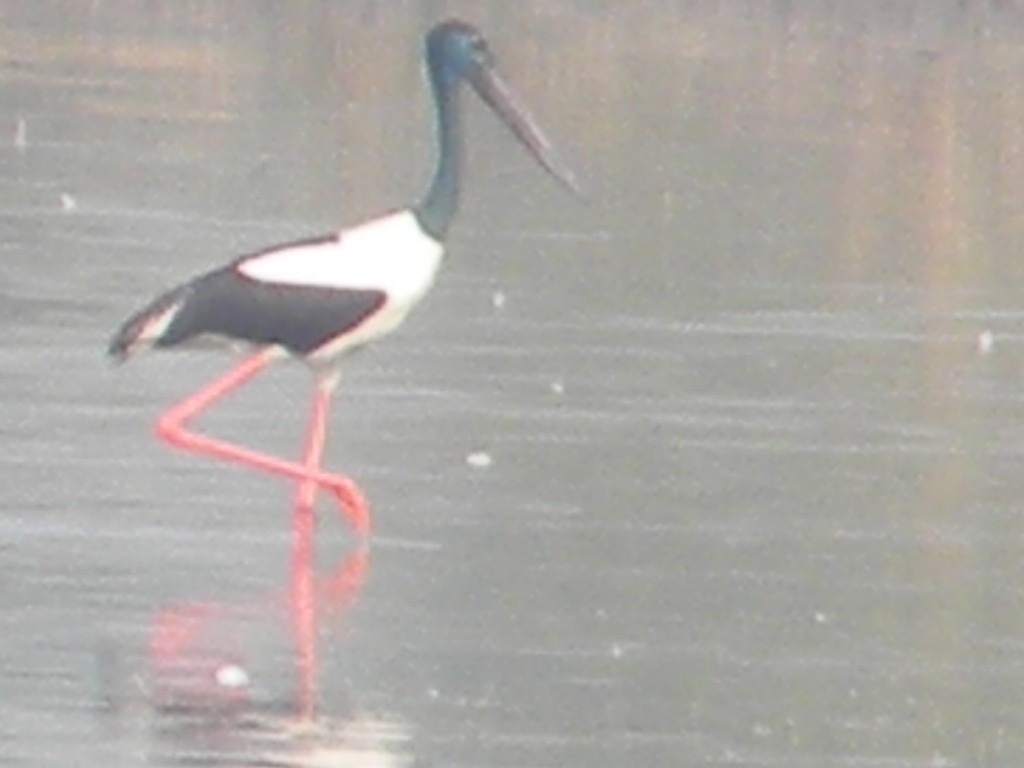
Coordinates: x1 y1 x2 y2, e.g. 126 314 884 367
8 2 1024 766
142 534 410 766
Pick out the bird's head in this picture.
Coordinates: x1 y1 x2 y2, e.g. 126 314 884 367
426 19 581 196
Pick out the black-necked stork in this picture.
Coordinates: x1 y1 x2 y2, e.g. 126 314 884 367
108 19 579 540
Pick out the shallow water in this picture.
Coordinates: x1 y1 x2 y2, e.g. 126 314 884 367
2 2 1024 767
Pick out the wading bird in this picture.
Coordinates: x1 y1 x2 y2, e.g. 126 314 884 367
108 19 579 539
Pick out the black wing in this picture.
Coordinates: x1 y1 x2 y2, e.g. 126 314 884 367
109 266 386 360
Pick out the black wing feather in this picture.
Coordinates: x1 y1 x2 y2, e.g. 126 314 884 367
108 266 386 360
158 268 386 355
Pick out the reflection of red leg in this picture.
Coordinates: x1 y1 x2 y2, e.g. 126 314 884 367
320 545 370 617
148 602 250 711
292 512 316 719
291 383 331 720
291 540 370 720
150 603 220 666
154 350 370 537
150 544 370 716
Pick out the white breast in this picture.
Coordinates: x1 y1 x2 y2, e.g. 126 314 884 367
239 210 444 308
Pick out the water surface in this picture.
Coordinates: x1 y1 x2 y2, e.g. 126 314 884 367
1 3 1024 767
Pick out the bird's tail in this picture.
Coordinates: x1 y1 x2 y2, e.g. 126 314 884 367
108 284 190 362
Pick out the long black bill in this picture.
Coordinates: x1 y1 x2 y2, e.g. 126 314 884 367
470 64 582 196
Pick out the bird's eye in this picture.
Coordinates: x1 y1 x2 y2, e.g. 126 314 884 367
470 37 493 65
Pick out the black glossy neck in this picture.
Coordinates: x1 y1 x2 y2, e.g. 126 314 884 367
414 64 462 241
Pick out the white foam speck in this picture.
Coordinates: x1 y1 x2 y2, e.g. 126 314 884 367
215 663 250 689
466 451 493 469
13 117 26 151
977 330 994 355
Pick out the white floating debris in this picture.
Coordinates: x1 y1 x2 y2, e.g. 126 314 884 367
813 611 828 625
465 451 493 469
13 117 26 151
549 379 565 395
752 722 773 737
610 642 624 659
214 663 250 690
977 329 994 355
60 192 77 212
491 290 506 310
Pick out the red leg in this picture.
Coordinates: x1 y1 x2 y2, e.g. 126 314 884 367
155 350 372 719
294 383 332 521
155 350 370 537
